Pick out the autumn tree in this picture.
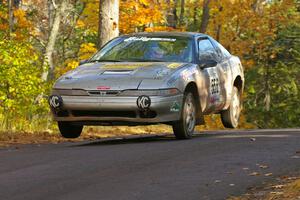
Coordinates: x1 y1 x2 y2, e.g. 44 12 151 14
179 0 185 26
245 23 300 128
41 0 69 81
120 0 167 33
166 0 177 28
0 2 45 130
98 0 119 48
199 0 210 33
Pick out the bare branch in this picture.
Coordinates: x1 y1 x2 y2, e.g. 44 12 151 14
51 0 58 9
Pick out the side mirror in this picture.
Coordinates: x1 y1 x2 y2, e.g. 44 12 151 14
79 59 88 65
198 59 218 69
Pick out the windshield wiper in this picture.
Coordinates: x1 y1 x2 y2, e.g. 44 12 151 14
89 59 121 63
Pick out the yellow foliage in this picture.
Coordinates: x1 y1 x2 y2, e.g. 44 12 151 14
76 19 85 29
78 43 98 60
207 0 297 69
0 23 8 30
120 0 167 33
0 7 33 39
145 26 176 32
67 61 79 70
0 8 8 31
14 9 31 29
56 60 79 76
78 0 99 33
56 42 97 76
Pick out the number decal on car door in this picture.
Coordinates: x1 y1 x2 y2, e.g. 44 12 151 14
208 70 221 105
211 78 219 95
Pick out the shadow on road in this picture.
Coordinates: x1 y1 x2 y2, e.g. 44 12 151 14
72 133 213 147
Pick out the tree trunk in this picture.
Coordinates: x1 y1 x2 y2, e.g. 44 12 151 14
41 0 68 81
199 0 211 33
215 24 221 41
193 4 197 26
8 0 13 38
48 0 55 30
166 0 176 28
179 0 185 26
98 0 119 48
172 0 178 27
263 51 271 127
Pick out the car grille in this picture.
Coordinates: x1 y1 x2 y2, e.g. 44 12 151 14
53 89 88 96
87 90 120 96
53 89 122 96
71 110 136 118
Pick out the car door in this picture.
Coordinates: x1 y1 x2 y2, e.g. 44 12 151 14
197 37 225 114
210 38 234 109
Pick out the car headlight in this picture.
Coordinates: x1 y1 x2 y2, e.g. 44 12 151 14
119 88 180 96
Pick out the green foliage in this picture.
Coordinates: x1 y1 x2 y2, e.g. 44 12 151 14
244 24 300 128
0 39 49 131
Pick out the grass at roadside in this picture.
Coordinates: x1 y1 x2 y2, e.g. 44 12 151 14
0 124 173 147
0 115 253 147
228 176 300 200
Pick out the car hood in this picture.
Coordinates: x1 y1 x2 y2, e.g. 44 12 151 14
54 62 186 90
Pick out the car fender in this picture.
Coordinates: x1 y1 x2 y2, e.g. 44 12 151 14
224 56 245 109
164 64 206 124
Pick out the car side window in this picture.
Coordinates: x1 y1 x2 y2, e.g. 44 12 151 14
217 43 231 59
211 39 231 59
198 38 218 61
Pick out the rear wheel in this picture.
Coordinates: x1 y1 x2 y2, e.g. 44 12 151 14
58 122 83 138
221 86 241 128
172 92 196 139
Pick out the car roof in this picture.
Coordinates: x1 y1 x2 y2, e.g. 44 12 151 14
122 31 208 39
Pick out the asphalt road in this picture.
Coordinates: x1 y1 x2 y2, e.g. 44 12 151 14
0 129 299 200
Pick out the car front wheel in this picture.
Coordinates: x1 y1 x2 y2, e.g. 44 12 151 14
58 122 83 138
221 86 241 128
172 92 196 139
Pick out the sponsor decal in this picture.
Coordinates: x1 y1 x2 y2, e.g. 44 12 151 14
97 86 110 90
137 95 151 110
167 63 183 69
49 95 63 109
170 101 180 112
101 63 153 70
124 37 176 42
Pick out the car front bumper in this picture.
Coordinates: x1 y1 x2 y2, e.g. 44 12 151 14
50 94 183 125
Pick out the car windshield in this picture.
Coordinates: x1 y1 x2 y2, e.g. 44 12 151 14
90 36 194 63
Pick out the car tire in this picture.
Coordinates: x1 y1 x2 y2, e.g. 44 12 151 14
58 122 83 138
221 86 241 128
172 92 196 139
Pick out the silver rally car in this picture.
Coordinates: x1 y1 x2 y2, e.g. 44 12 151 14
49 32 244 139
